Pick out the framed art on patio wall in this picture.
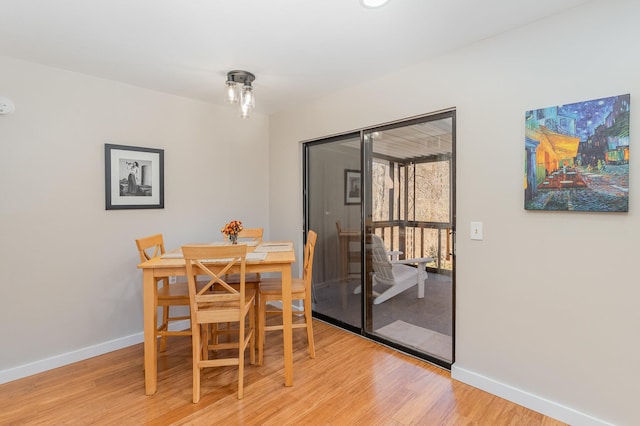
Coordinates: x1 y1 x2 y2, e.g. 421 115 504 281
524 93 629 212
105 143 164 210
344 169 361 205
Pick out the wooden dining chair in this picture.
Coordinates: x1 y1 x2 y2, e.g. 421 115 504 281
182 244 256 402
135 234 191 352
224 227 264 286
257 230 317 366
216 228 263 347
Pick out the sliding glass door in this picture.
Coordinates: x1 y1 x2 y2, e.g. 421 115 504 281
304 111 455 367
304 132 362 330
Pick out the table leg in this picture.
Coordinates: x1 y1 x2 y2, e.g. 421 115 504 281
143 270 158 395
281 264 293 386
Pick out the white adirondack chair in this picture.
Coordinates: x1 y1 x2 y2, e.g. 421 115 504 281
357 234 433 304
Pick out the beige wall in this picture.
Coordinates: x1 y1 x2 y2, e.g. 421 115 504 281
1 0 637 424
269 1 638 424
0 56 270 376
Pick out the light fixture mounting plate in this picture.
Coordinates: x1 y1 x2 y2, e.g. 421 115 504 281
226 70 255 85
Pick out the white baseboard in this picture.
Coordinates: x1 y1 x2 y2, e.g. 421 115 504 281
2 303 306 386
2 304 306 386
0 319 191 385
451 365 614 426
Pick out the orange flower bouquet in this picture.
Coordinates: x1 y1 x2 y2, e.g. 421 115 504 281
221 220 243 244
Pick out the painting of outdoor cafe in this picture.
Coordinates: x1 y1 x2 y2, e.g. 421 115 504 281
524 93 629 212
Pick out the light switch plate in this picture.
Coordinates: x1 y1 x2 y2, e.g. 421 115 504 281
470 221 483 240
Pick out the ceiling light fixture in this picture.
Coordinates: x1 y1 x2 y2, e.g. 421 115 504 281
360 0 389 8
224 70 256 118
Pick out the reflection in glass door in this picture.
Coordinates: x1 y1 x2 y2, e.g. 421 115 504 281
305 133 362 330
304 111 455 367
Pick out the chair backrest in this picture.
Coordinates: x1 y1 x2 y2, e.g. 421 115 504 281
238 227 263 244
224 227 263 244
135 233 165 263
182 244 248 324
302 230 318 295
370 235 395 285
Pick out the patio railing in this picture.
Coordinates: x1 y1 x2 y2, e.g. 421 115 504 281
371 221 453 274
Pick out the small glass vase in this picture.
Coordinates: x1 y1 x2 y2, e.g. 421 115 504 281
229 234 238 245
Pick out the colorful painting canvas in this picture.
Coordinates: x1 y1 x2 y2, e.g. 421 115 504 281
524 94 630 212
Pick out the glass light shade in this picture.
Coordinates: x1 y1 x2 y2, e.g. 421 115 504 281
360 0 389 7
225 81 239 104
240 85 255 109
240 103 251 119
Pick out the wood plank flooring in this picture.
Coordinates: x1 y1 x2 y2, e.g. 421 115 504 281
0 320 564 425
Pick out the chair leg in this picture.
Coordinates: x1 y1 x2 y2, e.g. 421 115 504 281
192 323 201 404
159 306 170 352
202 324 209 360
253 292 259 362
257 296 266 366
304 299 315 359
249 303 256 365
238 318 245 400
210 323 218 346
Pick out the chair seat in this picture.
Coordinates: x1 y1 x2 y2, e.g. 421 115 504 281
224 273 262 284
259 277 306 295
157 282 189 298
196 290 256 323
157 281 207 299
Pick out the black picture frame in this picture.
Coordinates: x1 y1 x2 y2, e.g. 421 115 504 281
105 144 164 210
344 169 361 205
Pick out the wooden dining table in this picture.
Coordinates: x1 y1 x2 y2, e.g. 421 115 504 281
137 241 296 395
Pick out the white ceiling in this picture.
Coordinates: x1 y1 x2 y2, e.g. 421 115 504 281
0 0 593 115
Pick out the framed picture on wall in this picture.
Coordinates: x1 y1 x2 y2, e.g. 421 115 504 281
105 143 164 210
524 93 629 212
344 169 361 205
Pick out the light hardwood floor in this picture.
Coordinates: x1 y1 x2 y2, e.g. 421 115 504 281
0 320 564 425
